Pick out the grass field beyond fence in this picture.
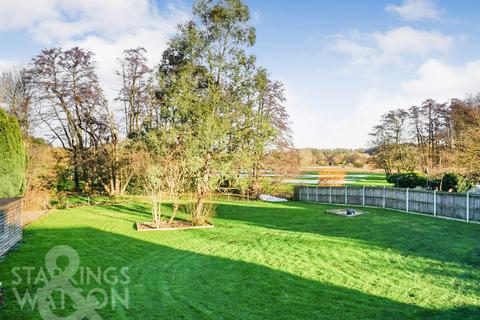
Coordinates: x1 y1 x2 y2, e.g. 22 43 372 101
295 169 392 187
0 200 479 319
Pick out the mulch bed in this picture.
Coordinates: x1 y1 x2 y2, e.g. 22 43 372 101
136 221 214 231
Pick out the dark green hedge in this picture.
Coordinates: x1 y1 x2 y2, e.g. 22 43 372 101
0 108 26 197
387 172 474 192
387 172 427 189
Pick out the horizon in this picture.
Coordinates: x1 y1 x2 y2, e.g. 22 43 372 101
1 0 480 148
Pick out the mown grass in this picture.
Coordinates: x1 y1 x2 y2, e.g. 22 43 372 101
345 172 393 186
0 200 479 319
296 170 392 187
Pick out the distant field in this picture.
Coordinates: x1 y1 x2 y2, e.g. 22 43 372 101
289 168 392 187
345 172 392 186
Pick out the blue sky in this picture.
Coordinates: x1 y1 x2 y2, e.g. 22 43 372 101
1 0 480 148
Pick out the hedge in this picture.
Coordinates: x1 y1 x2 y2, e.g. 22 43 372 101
0 108 26 197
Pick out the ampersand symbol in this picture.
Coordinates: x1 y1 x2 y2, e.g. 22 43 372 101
37 245 102 320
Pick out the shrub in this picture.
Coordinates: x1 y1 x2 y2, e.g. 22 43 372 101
440 173 474 192
181 200 216 226
387 172 427 189
0 109 26 197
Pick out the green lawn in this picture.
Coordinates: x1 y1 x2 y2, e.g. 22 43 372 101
345 172 393 186
296 170 392 187
0 200 479 319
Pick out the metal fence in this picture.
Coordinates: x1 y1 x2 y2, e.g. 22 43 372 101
294 185 480 223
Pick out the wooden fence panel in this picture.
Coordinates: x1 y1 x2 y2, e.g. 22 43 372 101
294 185 479 223
331 187 345 204
408 189 434 215
469 194 480 222
316 187 330 203
364 187 384 207
385 188 407 211
436 192 468 220
346 187 363 205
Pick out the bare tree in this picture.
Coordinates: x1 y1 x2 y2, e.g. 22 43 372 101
246 70 292 197
452 96 480 178
369 109 409 174
116 47 152 137
29 47 113 191
0 68 33 135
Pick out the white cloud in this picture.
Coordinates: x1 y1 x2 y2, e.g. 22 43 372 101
289 57 480 149
374 27 453 57
401 59 480 99
0 0 59 31
331 59 480 148
0 0 189 45
385 0 443 21
0 0 190 114
329 27 456 73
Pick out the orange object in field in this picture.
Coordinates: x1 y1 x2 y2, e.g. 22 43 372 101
317 168 346 186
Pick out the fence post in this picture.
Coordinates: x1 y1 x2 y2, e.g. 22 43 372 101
382 186 386 208
329 186 332 204
316 186 318 202
344 185 348 205
306 186 310 202
433 190 437 218
299 187 302 201
88 196 91 206
406 188 409 212
466 193 470 223
362 186 365 207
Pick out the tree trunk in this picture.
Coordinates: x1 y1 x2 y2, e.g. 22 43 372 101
73 151 80 192
168 189 180 224
193 192 206 225
193 153 211 225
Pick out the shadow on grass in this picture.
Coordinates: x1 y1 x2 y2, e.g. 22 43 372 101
214 201 480 269
102 203 151 216
1 226 477 319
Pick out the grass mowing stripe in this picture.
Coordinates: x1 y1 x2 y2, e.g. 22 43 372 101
0 200 478 319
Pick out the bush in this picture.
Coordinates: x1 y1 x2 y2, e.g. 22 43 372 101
0 109 26 197
387 172 475 192
387 172 427 189
440 173 474 192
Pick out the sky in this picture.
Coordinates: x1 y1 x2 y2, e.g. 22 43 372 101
1 0 480 149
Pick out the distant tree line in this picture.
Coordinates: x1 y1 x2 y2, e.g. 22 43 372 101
0 0 296 225
370 97 480 187
298 148 369 168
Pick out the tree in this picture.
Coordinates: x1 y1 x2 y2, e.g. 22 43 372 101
452 96 480 178
23 138 57 210
143 161 164 228
244 69 292 197
153 0 258 224
370 97 477 180
0 68 33 136
141 130 187 224
298 149 314 165
116 47 152 138
0 108 26 197
29 47 115 192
